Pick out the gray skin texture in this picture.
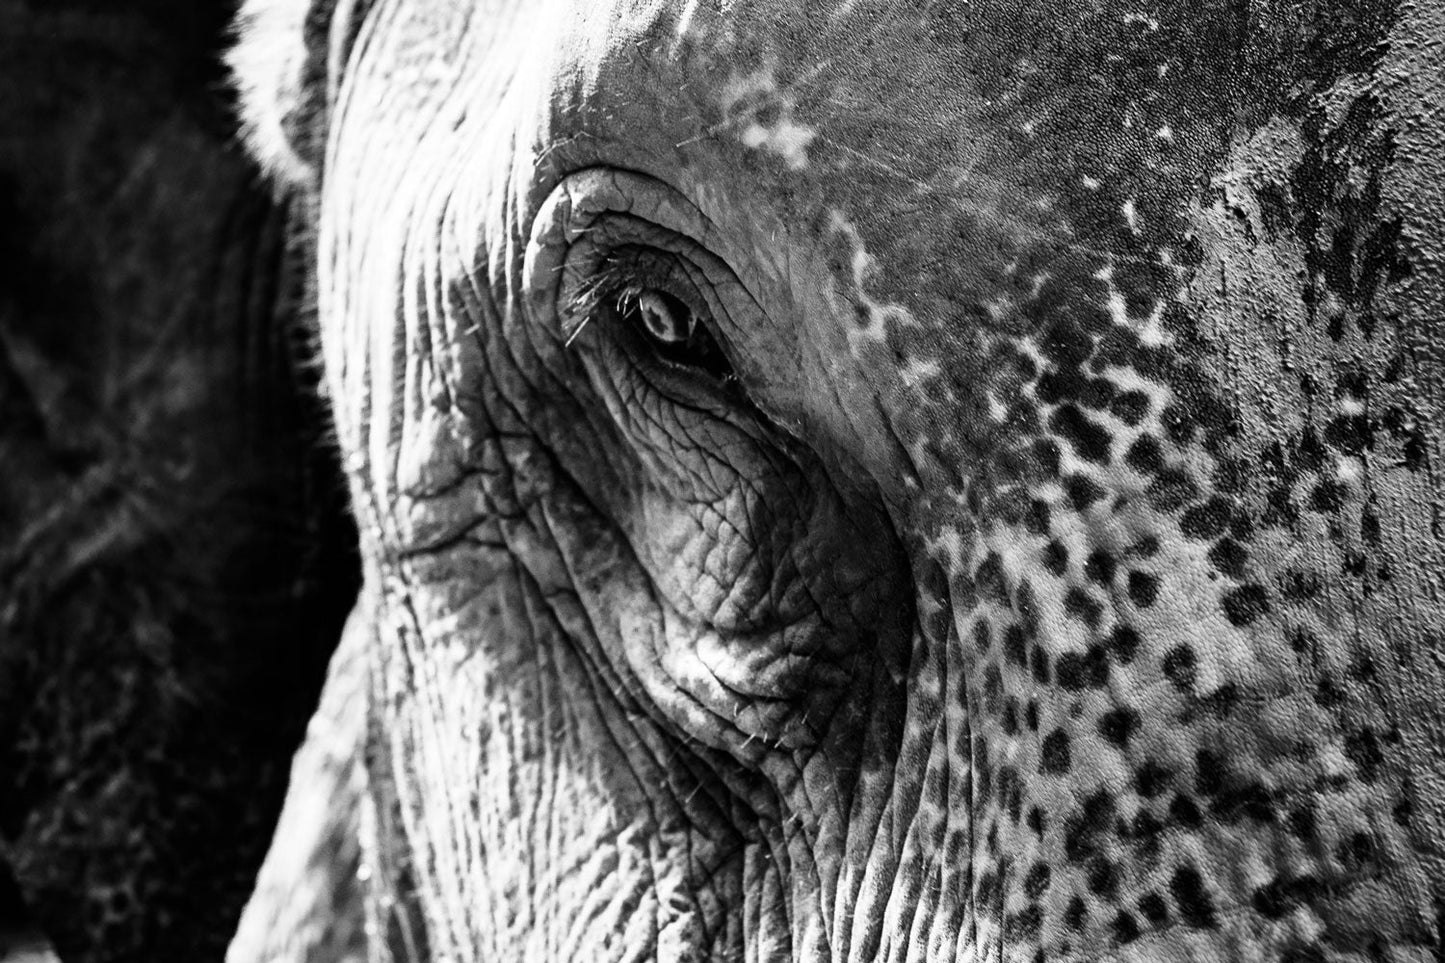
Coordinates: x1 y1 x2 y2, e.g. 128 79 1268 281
230 0 1445 960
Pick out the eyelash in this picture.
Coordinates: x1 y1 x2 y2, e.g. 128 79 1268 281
561 257 738 386
561 255 700 345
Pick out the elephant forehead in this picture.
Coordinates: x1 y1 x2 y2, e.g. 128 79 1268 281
337 0 1363 322
547 0 1350 305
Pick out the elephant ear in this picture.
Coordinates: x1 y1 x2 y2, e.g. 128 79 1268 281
228 0 366 186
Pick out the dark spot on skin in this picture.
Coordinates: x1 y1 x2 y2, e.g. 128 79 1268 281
1005 904 1043 943
1136 760 1172 799
1162 644 1196 691
1056 646 1109 691
1065 474 1105 512
1114 911 1142 944
1088 858 1118 899
1126 436 1164 474
1040 319 1092 367
974 620 992 652
1005 624 1028 668
1111 391 1150 425
1149 468 1199 511
1052 405 1114 463
1288 806 1318 841
1298 427 1328 471
1229 512 1255 541
1127 571 1160 608
974 869 999 908
1327 313 1345 341
1099 707 1140 748
1339 831 1378 871
1064 587 1104 628
1361 506 1382 546
1171 865 1219 929
1084 550 1117 585
1017 583 1040 636
1127 810 1164 861
996 481 1036 519
1026 499 1052 535
1386 410 1429 472
1132 535 1161 557
1000 766 1023 822
1222 584 1271 626
1105 624 1140 664
1170 795 1203 829
1208 537 1248 577
1042 730 1072 774
1325 414 1372 455
1031 439 1062 478
1027 806 1044 836
1180 498 1232 539
1393 789 1413 827
975 553 1009 605
1044 540 1070 576
1349 652 1378 684
1213 782 1276 824
1064 791 1115 867
1290 625 1320 656
1317 668 1346 705
1026 700 1040 731
1309 480 1346 514
1213 457 1248 494
1065 896 1088 931
1200 682 1239 717
1160 404 1197 446
1253 874 1323 919
1139 892 1170 927
1003 698 1020 736
1261 485 1301 529
984 667 1003 716
1279 569 1322 601
1195 748 1228 796
1025 863 1051 899
1081 377 1117 410
1344 727 1385 780
1032 644 1051 684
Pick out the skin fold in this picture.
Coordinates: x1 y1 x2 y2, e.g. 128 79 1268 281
229 0 1445 960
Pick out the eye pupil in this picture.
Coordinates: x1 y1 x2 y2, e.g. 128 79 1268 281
617 286 734 382
634 289 693 344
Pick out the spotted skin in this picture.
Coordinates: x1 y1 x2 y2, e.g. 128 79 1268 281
230 0 1445 960
807 8 1445 956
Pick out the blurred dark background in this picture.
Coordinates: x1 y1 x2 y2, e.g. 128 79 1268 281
0 1 360 959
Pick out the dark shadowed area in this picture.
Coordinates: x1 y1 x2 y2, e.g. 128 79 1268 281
0 1 358 959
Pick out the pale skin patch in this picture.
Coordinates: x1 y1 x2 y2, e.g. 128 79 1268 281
1122 197 1142 235
824 209 920 355
719 63 818 171
1096 262 1178 347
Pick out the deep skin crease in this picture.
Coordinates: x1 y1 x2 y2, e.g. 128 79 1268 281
229 0 1445 960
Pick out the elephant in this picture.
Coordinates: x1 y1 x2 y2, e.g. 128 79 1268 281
0 1 357 959
226 0 1445 960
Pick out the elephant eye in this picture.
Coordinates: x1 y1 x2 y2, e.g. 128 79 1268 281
615 286 734 382
631 289 692 344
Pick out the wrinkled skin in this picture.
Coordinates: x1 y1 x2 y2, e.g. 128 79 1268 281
231 0 1445 960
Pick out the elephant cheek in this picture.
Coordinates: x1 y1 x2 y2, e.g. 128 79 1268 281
364 538 750 960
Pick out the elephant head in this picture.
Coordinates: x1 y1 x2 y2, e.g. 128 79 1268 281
228 0 1445 959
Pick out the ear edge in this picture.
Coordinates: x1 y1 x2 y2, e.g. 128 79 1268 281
226 0 326 188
